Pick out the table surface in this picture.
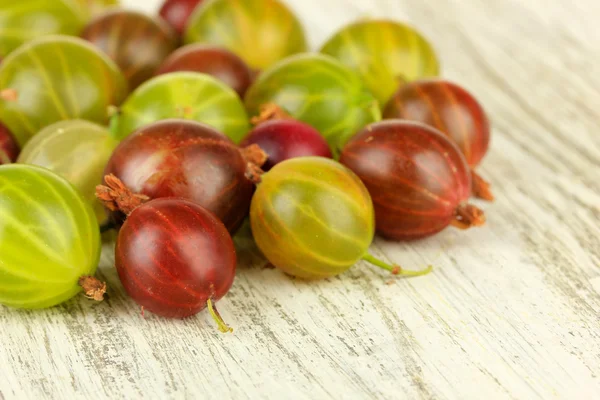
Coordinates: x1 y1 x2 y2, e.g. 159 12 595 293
2 0 600 399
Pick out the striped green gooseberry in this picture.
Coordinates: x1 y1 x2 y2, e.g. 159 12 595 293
0 35 128 146
320 19 440 106
250 157 432 279
245 53 381 153
0 0 85 59
17 120 119 224
0 164 103 309
184 0 307 71
115 72 250 142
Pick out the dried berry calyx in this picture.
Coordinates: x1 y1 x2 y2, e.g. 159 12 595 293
250 103 293 126
96 174 150 215
240 143 268 167
471 170 494 201
0 88 18 102
452 204 487 230
79 276 107 302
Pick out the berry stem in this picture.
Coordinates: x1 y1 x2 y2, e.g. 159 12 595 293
471 169 494 201
362 253 432 277
206 298 233 333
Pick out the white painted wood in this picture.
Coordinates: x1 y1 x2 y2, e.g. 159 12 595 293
1 0 599 399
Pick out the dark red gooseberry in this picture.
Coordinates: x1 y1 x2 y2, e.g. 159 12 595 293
0 121 19 164
115 197 236 326
240 119 332 171
340 120 485 241
104 119 262 234
81 10 179 90
159 0 203 36
383 80 493 200
156 44 253 98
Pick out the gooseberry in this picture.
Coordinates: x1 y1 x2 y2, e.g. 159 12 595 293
320 20 439 106
245 54 381 151
159 0 203 36
250 157 432 279
241 118 332 171
340 121 485 241
0 0 85 59
383 79 493 200
0 164 104 309
74 0 119 16
116 72 249 142
156 44 253 98
0 35 128 146
81 10 179 90
104 119 265 234
17 120 119 223
184 0 307 71
112 196 236 326
0 121 19 164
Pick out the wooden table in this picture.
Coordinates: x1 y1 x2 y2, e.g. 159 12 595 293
2 0 599 398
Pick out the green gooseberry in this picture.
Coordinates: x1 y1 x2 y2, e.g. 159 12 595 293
0 0 85 59
0 164 101 309
17 120 119 224
0 35 128 147
245 53 381 152
116 72 250 142
320 19 440 106
184 0 307 71
250 157 432 280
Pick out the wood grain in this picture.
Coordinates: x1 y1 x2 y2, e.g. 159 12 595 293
1 0 599 399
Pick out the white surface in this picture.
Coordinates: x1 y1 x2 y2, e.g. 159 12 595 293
1 0 600 399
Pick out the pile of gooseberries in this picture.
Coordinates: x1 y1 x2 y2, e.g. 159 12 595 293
0 0 495 332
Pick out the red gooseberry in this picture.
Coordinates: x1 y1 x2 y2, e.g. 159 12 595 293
240 118 332 171
156 44 253 97
159 0 203 36
0 121 19 164
383 79 493 200
104 119 265 234
81 10 178 90
96 178 236 329
340 120 485 241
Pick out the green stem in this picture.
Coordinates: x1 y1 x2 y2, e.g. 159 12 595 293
207 298 233 333
362 253 432 277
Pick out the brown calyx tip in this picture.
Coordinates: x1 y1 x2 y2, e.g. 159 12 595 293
452 203 486 230
95 174 150 216
0 88 18 102
240 143 268 167
78 276 107 302
250 103 292 125
471 169 495 201
245 162 264 184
